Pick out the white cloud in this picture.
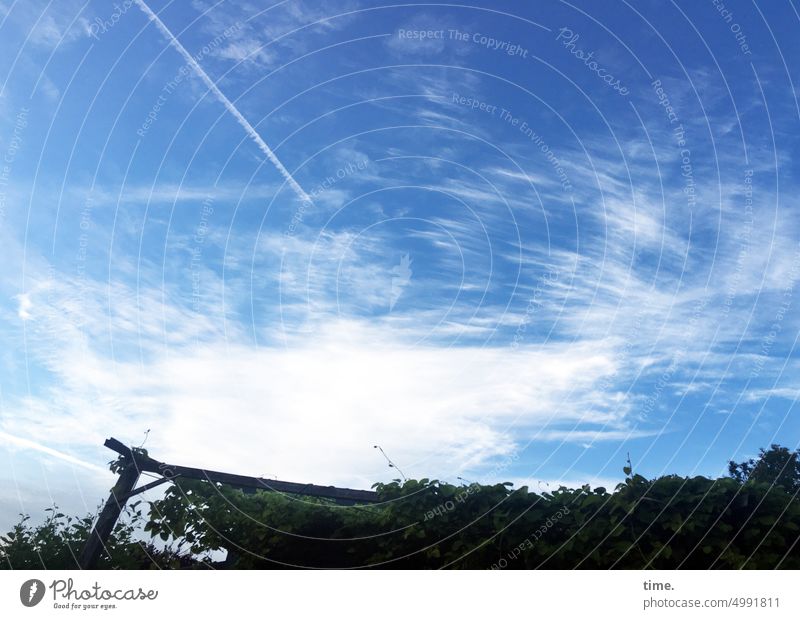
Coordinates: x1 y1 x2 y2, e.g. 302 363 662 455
216 38 276 66
744 388 800 402
4 267 635 488
16 293 32 320
7 0 88 50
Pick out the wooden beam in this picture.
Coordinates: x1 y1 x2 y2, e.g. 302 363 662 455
135 459 379 504
104 437 133 459
78 462 140 569
80 437 380 569
106 436 380 503
123 475 176 499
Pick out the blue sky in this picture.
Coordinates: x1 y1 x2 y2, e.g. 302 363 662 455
1 0 799 527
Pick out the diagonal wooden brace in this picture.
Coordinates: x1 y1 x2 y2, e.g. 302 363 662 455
78 462 140 569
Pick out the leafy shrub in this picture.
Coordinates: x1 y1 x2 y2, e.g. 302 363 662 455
729 444 800 492
3 445 799 569
0 503 205 569
140 465 800 569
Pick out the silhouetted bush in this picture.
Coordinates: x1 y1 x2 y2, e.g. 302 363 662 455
3 445 799 569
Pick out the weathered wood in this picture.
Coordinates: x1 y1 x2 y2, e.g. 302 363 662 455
135 459 379 504
105 435 379 504
78 462 139 569
123 475 176 499
80 437 380 568
104 437 133 459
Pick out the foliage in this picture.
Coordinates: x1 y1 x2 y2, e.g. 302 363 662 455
140 460 800 569
109 449 146 475
3 445 800 569
729 444 800 493
0 503 204 569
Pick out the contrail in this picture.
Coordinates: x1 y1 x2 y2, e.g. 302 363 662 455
133 0 313 206
0 431 107 473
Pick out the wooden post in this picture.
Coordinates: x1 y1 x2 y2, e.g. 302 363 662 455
79 436 379 569
78 462 140 569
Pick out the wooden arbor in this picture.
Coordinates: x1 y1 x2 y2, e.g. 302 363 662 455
78 437 379 569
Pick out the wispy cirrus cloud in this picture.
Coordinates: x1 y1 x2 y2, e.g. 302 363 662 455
3 260 636 489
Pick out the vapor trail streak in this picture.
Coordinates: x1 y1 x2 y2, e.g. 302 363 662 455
133 0 313 205
0 431 107 473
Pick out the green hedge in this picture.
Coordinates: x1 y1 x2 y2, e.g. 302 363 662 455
0 504 196 569
3 446 800 569
140 472 800 569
